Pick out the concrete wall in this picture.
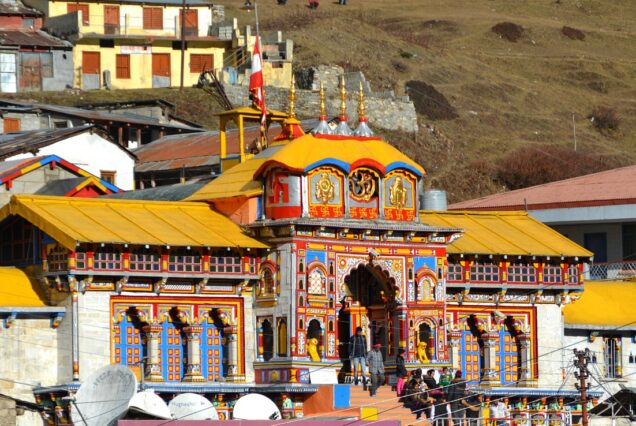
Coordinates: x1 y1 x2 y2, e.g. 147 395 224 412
78 292 112 380
536 304 566 389
564 329 636 400
552 223 623 263
42 49 74 91
0 166 79 206
0 398 16 426
223 84 419 134
4 132 135 190
72 40 226 90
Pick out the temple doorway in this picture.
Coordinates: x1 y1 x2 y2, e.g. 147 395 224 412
339 263 396 364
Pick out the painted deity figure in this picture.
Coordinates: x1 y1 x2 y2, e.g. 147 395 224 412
307 338 321 361
315 173 335 203
417 341 429 363
389 177 408 208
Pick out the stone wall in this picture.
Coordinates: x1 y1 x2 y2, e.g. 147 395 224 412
223 83 418 134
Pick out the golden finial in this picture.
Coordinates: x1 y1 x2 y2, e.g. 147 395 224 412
288 74 296 118
319 81 326 118
358 81 366 120
339 75 347 118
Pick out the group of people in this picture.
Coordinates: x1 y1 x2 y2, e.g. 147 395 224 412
349 327 385 397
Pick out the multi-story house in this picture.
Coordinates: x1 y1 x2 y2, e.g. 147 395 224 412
29 0 230 89
0 0 72 93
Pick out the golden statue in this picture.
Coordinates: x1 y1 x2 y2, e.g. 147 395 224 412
417 341 429 363
389 177 408 208
315 173 335 204
307 337 321 361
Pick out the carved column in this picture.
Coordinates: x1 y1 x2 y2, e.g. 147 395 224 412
69 277 80 381
448 329 462 371
142 321 163 381
481 331 500 386
518 332 533 386
182 324 205 382
225 325 241 381
257 325 264 361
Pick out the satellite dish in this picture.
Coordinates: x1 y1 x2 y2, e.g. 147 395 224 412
128 389 171 419
70 364 137 426
169 393 219 420
232 393 281 420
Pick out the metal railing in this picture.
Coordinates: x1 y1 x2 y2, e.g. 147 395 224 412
586 261 636 280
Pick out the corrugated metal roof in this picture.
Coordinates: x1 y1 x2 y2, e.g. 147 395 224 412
420 210 593 258
563 280 636 329
102 182 207 201
450 164 636 211
0 0 41 16
0 30 70 47
0 194 268 249
0 125 135 161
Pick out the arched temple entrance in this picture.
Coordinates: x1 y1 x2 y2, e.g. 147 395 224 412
338 263 398 373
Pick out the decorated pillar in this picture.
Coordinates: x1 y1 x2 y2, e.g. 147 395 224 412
448 329 462 371
518 332 533 386
69 277 80 381
481 331 500 386
182 323 205 382
225 325 241 381
257 325 264 361
142 321 163 381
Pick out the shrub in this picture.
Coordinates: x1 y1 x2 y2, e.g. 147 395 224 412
491 22 524 42
562 26 586 40
589 106 620 131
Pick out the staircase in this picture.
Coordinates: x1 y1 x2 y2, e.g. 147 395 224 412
349 384 428 426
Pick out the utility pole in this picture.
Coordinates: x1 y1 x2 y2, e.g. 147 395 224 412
574 348 591 426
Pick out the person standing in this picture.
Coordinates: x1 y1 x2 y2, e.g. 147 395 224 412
447 370 467 426
349 326 368 386
366 343 385 397
396 348 408 396
464 393 483 426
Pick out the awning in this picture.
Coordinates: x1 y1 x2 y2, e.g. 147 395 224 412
563 280 636 329
0 195 267 250
0 267 48 308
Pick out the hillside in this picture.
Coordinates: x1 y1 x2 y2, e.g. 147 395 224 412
6 0 636 202
227 0 636 202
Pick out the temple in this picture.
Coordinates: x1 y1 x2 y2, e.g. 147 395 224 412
0 77 603 424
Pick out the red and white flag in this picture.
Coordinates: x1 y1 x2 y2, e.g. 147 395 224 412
249 36 267 129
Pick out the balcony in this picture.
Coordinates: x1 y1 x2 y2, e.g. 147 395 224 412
586 261 636 280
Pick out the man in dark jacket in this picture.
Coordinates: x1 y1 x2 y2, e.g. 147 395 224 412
348 326 367 385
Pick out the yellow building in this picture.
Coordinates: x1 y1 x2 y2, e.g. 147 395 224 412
26 0 230 89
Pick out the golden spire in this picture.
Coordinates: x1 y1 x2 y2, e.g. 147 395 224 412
288 74 296 118
358 81 366 121
339 75 347 118
319 81 326 119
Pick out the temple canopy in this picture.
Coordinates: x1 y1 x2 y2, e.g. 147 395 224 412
0 195 267 250
420 210 593 258
563 280 636 329
0 267 48 308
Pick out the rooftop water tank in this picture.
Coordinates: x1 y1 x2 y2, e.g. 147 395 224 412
420 190 448 211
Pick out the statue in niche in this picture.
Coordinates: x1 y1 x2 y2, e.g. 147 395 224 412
389 176 408 208
417 341 429 363
315 173 335 204
307 338 321 361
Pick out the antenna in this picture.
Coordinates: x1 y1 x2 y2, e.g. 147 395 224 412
70 365 137 426
232 393 281 420
128 389 171 419
169 393 219 420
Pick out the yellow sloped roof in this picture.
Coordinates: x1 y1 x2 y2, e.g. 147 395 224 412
0 267 48 307
563 280 636 328
419 210 593 257
1 195 267 250
185 155 267 201
254 133 425 177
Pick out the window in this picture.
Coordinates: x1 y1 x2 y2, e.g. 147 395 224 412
3 118 20 133
507 263 537 283
47 246 68 272
308 269 326 295
469 262 500 282
23 18 35 28
604 337 622 378
190 54 214 73
543 265 562 284
168 252 201 272
100 170 116 185
75 252 87 270
568 264 579 284
115 54 130 79
67 3 90 25
129 251 160 272
0 220 33 265
94 250 122 270
209 253 241 273
261 268 275 295
39 52 53 78
143 7 163 30
447 263 463 282
0 53 17 93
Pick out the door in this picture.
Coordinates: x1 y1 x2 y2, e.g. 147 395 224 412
180 9 198 36
20 52 43 91
3 118 20 133
82 51 100 90
584 232 607 263
151 53 170 88
104 6 119 35
0 53 17 93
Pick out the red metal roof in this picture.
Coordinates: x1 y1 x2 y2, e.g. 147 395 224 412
449 164 636 211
